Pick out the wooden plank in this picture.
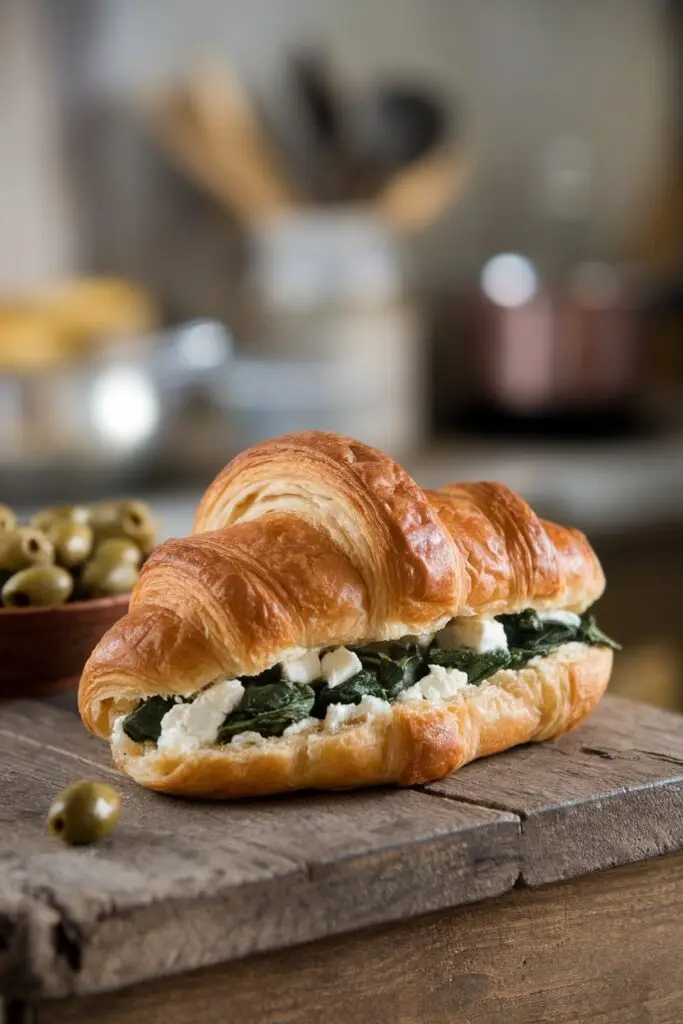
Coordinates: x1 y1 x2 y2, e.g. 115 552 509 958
0 702 519 1000
426 695 683 885
37 851 683 1024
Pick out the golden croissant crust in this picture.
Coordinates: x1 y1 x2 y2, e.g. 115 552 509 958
78 431 610 796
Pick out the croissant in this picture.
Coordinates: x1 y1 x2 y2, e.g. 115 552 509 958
78 431 615 798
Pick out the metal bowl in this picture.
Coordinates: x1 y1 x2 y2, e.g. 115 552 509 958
0 320 237 503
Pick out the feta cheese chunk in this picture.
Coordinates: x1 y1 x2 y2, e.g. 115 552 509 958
436 617 508 654
229 730 264 748
420 665 470 700
283 716 318 736
416 633 435 648
324 695 391 731
157 679 244 753
281 649 321 684
321 647 362 688
111 714 127 750
396 682 423 703
398 665 470 703
537 610 581 628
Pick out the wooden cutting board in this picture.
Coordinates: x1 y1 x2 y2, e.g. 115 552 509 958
2 694 683 1024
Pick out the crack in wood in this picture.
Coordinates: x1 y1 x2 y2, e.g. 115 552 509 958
579 745 618 760
632 748 683 768
418 785 529 820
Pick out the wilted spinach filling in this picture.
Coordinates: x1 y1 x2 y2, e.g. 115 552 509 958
122 609 619 745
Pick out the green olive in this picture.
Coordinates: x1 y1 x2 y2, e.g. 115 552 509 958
47 780 122 845
0 504 16 533
46 520 93 568
81 557 139 598
31 504 89 533
90 500 158 556
1 564 73 607
0 527 54 572
93 537 142 567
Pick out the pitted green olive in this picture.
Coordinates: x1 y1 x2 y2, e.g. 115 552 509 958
1 564 73 607
47 520 93 568
0 505 16 533
0 527 54 572
47 780 122 845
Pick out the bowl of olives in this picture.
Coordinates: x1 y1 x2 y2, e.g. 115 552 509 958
0 499 159 698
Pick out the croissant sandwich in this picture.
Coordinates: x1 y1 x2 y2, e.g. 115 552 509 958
78 431 618 799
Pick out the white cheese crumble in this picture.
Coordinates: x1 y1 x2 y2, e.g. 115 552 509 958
398 665 470 703
281 649 321 684
157 679 244 753
416 633 435 648
111 714 127 749
324 694 391 731
230 730 264 748
436 617 508 654
283 716 319 736
537 610 581 628
321 647 362 688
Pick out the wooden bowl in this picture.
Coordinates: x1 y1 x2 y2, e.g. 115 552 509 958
0 595 129 699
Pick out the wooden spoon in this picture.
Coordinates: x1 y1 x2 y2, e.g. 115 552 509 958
374 148 471 233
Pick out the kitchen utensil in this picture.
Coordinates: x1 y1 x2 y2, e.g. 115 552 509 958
352 83 450 199
289 49 357 203
0 593 128 698
374 148 469 233
144 62 298 225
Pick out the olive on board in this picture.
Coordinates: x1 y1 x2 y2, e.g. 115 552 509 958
0 504 16 533
31 504 89 533
0 527 54 573
46 520 93 568
47 780 122 845
1 564 73 607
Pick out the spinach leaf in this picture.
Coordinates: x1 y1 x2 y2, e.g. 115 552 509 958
350 644 428 699
122 695 182 743
496 609 577 651
578 613 621 651
216 682 315 743
312 670 386 719
379 652 427 698
428 646 511 685
239 664 282 686
498 608 620 655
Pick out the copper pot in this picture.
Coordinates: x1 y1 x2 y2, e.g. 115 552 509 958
469 291 644 416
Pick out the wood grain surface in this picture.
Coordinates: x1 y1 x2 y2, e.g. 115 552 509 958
36 852 683 1024
0 701 519 1001
426 696 683 884
1 695 683 1003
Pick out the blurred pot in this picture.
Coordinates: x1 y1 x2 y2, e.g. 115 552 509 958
460 260 647 435
0 320 236 502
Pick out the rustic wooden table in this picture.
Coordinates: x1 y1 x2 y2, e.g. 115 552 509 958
2 694 683 1024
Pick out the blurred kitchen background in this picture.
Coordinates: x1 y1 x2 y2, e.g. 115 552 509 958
1 0 682 708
